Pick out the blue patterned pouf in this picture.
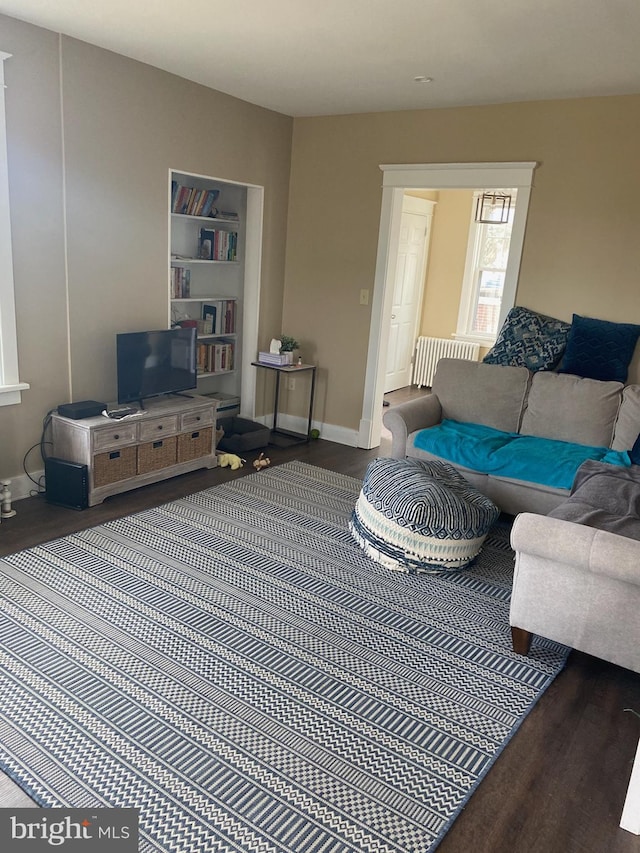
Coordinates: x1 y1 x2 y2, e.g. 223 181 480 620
349 457 500 573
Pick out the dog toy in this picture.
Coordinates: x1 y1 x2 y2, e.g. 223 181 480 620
253 452 271 470
217 452 245 470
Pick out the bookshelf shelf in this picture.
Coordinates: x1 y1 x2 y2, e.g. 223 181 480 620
171 258 238 265
170 296 230 302
172 213 239 226
198 369 236 379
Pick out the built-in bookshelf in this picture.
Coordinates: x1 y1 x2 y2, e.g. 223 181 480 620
168 170 264 421
169 172 244 388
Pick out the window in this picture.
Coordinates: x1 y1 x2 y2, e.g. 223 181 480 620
0 51 29 406
456 189 517 344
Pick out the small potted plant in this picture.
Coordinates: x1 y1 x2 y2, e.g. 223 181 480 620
279 335 299 365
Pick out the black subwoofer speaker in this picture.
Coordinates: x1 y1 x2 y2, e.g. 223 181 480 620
45 457 89 510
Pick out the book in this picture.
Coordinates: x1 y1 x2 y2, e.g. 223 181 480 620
198 228 238 261
197 341 234 374
258 352 290 366
201 191 220 218
170 266 190 298
199 228 215 260
203 303 219 333
172 184 221 217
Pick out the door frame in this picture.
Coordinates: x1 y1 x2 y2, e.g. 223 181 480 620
358 161 538 449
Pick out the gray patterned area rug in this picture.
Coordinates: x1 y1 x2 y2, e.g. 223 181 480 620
0 461 568 852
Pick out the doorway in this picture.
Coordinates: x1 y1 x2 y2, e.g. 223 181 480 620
358 161 537 449
384 195 435 394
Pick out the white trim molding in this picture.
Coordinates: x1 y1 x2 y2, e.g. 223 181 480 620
359 161 537 449
0 51 29 406
380 161 538 189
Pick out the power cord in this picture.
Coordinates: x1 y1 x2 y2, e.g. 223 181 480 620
22 407 57 493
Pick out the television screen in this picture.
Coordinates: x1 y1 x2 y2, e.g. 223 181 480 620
116 327 197 404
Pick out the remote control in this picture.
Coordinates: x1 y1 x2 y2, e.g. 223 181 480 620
106 407 139 419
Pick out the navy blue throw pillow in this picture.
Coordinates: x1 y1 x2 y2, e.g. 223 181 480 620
558 314 640 384
631 434 640 465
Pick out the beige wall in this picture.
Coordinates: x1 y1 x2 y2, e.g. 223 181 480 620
0 17 68 484
419 190 474 339
0 16 292 482
285 96 640 434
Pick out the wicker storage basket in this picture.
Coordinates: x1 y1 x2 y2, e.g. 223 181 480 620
94 445 137 487
177 427 213 462
137 436 177 474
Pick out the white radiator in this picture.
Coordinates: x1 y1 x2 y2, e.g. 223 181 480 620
412 337 480 387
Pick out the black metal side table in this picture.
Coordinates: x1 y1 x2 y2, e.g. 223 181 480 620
251 361 317 446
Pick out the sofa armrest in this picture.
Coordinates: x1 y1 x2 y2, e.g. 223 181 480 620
510 511 640 671
510 512 640 586
382 394 442 458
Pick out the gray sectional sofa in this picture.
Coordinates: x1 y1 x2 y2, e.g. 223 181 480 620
383 357 639 516
383 356 640 671
510 461 640 673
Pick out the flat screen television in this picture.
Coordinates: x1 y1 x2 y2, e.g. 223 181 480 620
116 327 197 404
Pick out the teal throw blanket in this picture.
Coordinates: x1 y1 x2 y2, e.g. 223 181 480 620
413 419 630 490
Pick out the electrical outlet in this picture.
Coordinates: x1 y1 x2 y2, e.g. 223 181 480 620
359 289 369 306
288 376 296 391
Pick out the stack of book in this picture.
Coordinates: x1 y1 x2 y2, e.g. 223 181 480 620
258 352 292 366
203 301 236 335
171 182 220 217
170 267 191 298
197 341 234 374
198 228 238 261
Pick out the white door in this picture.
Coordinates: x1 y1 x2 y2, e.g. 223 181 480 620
384 196 433 393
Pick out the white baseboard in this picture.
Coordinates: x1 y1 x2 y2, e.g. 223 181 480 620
254 414 359 448
2 469 45 503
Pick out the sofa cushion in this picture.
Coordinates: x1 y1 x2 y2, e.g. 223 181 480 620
548 460 640 540
558 314 640 384
432 358 530 433
611 385 640 451
412 419 630 490
519 370 623 447
483 306 571 371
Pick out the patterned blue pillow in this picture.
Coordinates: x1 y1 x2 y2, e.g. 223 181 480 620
483 306 571 371
558 314 640 384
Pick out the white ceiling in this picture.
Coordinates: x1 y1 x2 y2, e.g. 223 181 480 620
1 0 640 117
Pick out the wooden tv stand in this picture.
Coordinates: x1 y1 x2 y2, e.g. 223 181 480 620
51 394 217 506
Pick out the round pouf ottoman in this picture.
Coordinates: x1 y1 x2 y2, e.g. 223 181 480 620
349 457 499 573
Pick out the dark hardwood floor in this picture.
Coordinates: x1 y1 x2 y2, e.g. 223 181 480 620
1 422 639 853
